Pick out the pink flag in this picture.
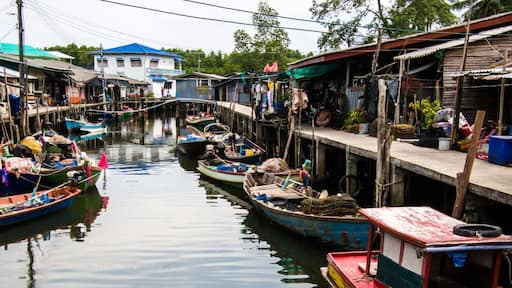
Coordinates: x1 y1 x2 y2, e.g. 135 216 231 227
98 153 109 169
270 61 278 72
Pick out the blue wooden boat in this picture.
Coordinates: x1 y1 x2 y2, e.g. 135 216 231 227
0 171 39 196
65 118 106 134
243 172 369 249
0 185 82 227
177 125 211 155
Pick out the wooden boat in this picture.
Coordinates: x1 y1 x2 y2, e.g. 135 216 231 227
65 117 106 134
177 125 211 155
185 114 216 130
39 163 102 191
198 156 298 185
0 170 39 196
215 134 266 164
321 206 512 288
0 185 82 227
243 172 369 249
0 186 104 245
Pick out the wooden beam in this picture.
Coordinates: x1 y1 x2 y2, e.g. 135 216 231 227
452 110 485 219
376 79 392 207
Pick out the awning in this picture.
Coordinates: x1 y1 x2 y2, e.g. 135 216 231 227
286 62 340 79
394 25 512 61
151 76 167 82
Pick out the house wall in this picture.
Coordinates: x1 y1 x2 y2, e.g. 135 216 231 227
443 37 512 122
93 54 179 98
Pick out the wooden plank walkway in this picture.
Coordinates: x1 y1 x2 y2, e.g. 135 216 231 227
218 102 512 206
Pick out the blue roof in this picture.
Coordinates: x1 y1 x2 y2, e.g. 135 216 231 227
91 43 182 61
0 43 58 59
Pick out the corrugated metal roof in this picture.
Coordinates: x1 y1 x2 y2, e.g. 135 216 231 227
0 43 58 59
0 65 37 79
47 51 75 59
395 25 512 61
91 43 182 61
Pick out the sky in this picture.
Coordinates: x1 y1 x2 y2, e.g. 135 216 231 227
0 0 325 55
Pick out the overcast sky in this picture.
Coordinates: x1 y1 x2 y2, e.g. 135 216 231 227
0 0 325 55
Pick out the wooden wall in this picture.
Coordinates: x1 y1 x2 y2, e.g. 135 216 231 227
443 37 512 123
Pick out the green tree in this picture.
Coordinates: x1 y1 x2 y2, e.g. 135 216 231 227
231 0 302 72
44 44 98 68
310 0 457 50
453 0 512 20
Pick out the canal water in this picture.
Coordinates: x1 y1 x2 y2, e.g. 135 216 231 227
0 111 335 288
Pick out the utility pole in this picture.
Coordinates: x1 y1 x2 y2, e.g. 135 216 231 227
100 44 107 112
17 0 28 137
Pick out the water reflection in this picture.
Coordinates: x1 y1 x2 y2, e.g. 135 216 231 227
198 180 331 288
0 186 105 247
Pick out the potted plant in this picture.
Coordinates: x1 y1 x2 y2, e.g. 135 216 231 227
409 97 442 148
343 108 368 134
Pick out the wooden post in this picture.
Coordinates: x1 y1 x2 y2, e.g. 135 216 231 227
375 79 392 207
450 0 472 146
395 59 404 124
372 29 383 74
498 50 507 136
3 68 15 142
452 110 485 219
283 115 294 165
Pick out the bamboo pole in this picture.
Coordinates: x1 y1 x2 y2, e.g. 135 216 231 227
452 110 485 219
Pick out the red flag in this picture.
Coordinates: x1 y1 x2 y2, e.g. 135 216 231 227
270 61 278 72
98 153 109 169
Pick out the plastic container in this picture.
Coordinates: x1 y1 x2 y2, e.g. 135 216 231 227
358 123 369 134
438 137 450 151
488 136 512 166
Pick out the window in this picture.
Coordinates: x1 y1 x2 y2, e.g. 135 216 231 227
150 58 159 68
116 58 124 67
96 58 108 68
130 58 142 67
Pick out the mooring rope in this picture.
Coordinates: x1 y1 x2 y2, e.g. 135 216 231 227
85 99 174 115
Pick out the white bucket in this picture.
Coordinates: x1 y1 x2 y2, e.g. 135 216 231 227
358 123 369 134
438 137 450 151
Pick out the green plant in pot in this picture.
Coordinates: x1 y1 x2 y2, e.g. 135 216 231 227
409 97 441 130
343 108 368 133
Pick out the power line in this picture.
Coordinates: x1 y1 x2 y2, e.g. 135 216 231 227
98 0 325 33
183 0 327 25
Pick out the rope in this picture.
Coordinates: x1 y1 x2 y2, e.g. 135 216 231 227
86 99 174 115
375 179 404 188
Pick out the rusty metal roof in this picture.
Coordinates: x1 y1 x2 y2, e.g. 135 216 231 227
360 206 512 248
394 25 512 61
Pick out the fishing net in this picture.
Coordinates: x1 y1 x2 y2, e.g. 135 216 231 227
301 194 359 216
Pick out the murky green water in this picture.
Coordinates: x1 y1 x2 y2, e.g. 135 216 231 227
0 111 332 288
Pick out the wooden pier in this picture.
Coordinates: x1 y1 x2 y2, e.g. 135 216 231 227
217 102 512 209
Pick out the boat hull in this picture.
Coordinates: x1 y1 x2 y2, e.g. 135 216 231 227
0 172 39 196
40 166 102 190
177 140 211 155
0 187 82 227
65 118 106 133
197 160 245 184
185 116 216 130
249 198 369 249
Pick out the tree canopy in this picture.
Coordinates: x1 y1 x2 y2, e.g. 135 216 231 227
310 0 458 50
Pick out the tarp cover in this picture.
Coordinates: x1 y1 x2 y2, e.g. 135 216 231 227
286 62 340 79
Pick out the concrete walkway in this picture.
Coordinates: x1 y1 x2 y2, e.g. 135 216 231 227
218 102 512 206
299 126 512 206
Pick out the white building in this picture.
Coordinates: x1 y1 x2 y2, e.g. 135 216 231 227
92 43 183 98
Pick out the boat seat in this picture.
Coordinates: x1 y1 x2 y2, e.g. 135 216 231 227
251 186 305 200
251 184 281 191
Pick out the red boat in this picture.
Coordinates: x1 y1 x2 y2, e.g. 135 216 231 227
321 206 512 288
